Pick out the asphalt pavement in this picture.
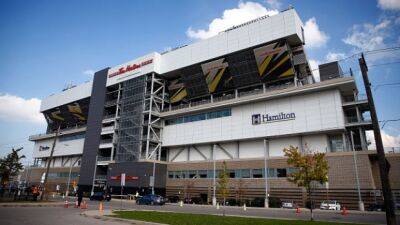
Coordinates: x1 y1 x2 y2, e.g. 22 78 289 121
0 197 398 225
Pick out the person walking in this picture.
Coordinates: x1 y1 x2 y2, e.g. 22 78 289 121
77 188 83 206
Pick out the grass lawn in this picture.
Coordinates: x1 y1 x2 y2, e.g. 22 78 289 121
111 210 362 225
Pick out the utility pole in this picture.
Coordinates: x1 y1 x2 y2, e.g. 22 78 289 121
41 125 61 201
359 54 396 225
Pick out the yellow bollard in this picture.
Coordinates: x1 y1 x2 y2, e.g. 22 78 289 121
243 203 247 211
216 203 220 210
179 201 183 207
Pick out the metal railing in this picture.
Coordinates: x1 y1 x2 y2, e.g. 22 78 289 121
162 82 296 112
99 139 113 144
29 125 86 139
346 116 372 124
103 114 116 119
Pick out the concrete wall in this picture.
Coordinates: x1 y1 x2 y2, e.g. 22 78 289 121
163 89 344 147
168 133 331 162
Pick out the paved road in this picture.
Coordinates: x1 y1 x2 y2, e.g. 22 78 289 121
0 197 398 225
0 206 124 225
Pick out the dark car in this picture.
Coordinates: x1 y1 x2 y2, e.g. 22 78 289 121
89 192 111 201
137 194 165 205
367 203 385 211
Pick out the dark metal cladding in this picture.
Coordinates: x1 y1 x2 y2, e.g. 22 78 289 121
78 68 109 187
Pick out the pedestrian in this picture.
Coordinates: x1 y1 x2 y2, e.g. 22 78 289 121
77 188 83 206
32 185 39 201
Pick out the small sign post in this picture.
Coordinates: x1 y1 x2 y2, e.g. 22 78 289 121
120 173 125 210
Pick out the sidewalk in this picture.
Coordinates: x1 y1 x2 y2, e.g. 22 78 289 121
0 201 64 207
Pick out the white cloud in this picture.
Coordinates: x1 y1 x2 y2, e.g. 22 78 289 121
308 59 320 82
82 69 95 76
186 1 278 40
0 94 45 124
378 0 400 10
266 0 282 9
303 17 329 48
325 52 346 62
343 20 390 51
366 130 400 151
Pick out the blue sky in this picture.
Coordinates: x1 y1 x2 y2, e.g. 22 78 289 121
0 0 399 162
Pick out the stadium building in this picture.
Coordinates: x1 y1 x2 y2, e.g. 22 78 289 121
27 8 399 208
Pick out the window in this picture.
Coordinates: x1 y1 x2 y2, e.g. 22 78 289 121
165 109 231 126
188 170 197 178
59 132 85 142
240 169 250 178
198 170 207 178
329 135 344 152
252 169 263 178
267 168 276 178
228 170 235 178
287 167 297 175
277 168 287 177
168 171 174 179
174 171 182 179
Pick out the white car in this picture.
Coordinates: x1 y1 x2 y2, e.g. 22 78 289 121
320 200 341 210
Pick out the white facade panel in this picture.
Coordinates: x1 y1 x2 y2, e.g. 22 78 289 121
269 137 300 157
162 89 345 146
33 136 85 158
302 134 329 153
40 81 92 112
159 9 302 74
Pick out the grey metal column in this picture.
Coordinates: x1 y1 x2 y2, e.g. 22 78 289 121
350 131 364 211
264 139 269 208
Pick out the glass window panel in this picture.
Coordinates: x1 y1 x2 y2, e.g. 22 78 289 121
198 170 207 178
252 169 263 178
277 168 287 177
241 169 250 178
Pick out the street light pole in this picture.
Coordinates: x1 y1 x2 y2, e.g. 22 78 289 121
263 139 269 208
212 144 217 206
350 131 364 211
359 54 396 225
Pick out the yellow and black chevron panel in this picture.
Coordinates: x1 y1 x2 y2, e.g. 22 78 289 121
201 58 232 93
67 103 86 121
50 109 65 121
253 41 294 82
168 78 188 103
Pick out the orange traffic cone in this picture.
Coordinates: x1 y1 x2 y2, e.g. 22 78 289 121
74 200 79 208
64 200 69 208
296 207 301 214
99 202 104 212
80 200 87 209
341 206 348 216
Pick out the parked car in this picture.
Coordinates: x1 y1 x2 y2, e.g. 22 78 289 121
281 200 297 209
89 192 111 201
137 194 165 205
320 200 341 210
367 203 385 211
168 195 180 203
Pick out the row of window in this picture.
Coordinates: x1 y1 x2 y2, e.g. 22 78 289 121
165 109 231 126
59 132 85 142
167 168 296 179
48 172 79 178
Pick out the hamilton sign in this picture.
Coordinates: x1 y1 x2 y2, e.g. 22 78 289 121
252 112 296 125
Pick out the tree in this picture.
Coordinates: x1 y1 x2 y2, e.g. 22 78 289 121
0 147 25 185
283 146 328 221
218 161 230 207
